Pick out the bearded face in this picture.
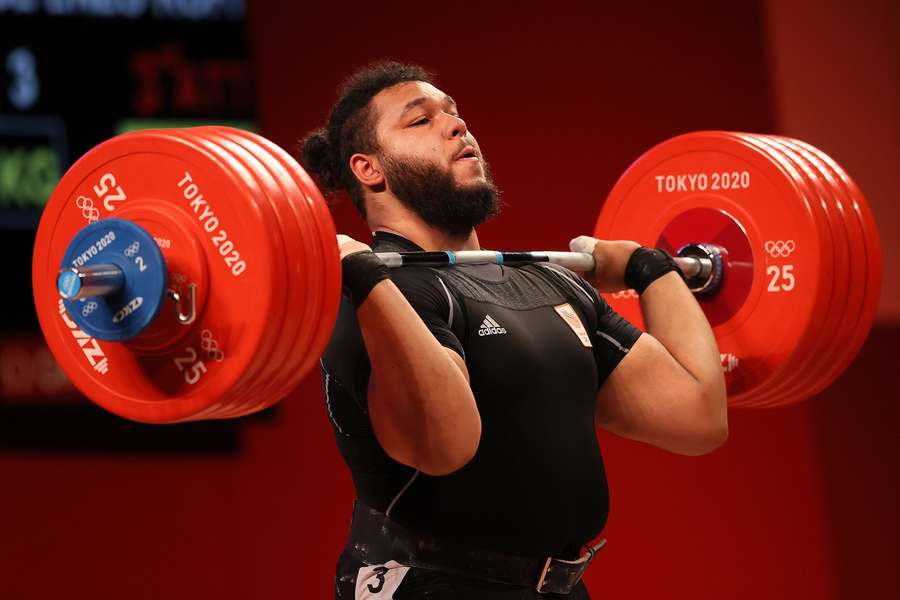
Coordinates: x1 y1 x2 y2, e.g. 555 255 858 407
380 151 501 238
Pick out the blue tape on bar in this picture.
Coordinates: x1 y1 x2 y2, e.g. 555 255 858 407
447 251 457 265
495 251 503 265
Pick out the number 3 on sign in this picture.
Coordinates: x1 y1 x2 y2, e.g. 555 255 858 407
174 347 207 384
767 265 795 292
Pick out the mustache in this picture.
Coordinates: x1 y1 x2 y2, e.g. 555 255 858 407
454 138 478 157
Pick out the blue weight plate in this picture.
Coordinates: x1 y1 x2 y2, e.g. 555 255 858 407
59 218 167 341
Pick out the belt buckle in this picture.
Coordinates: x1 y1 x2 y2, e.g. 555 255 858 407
535 539 606 594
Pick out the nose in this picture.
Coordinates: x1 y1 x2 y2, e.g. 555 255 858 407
445 113 468 140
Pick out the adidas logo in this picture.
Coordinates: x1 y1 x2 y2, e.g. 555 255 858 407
478 314 507 337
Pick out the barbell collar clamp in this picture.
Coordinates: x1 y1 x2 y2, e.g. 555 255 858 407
676 243 725 294
167 283 197 325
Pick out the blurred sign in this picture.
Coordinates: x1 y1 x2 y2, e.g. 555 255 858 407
0 1 262 451
0 1 255 229
0 335 78 402
0 116 66 213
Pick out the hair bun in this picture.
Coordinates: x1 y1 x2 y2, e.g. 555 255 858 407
299 129 340 194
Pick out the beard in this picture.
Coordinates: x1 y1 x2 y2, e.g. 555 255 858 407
380 152 501 238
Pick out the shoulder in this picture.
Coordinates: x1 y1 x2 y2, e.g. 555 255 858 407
388 266 458 312
530 262 605 313
390 265 447 290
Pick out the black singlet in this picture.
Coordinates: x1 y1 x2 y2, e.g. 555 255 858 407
320 232 642 560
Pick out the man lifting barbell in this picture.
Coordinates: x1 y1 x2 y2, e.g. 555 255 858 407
302 61 728 599
32 52 881 600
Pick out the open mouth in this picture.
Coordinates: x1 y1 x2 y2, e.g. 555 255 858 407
456 147 478 161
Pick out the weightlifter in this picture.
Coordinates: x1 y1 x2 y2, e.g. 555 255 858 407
300 61 728 599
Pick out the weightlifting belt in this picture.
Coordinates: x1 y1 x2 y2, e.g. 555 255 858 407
346 500 606 595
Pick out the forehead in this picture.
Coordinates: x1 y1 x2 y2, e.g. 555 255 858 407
371 80 451 123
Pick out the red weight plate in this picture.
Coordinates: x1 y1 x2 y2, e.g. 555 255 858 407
137 129 281 422
182 129 291 419
790 139 882 397
32 130 276 423
207 128 340 414
171 129 289 420
750 135 851 408
733 134 840 408
210 127 328 413
677 132 832 409
222 129 341 411
779 138 869 400
207 128 327 412
192 132 302 419
701 133 826 409
593 132 823 407
139 128 283 422
256 131 342 370
291 146 343 383
186 129 298 419
193 128 313 418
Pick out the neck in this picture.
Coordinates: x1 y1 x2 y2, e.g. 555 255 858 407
374 224 481 252
366 197 481 252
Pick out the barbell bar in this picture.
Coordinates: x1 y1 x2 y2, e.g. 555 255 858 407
57 248 713 296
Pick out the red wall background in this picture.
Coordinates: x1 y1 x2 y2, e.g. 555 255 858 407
2 1 898 599
765 0 900 323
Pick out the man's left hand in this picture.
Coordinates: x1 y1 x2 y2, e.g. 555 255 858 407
569 235 640 292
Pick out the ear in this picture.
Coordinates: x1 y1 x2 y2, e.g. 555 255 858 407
349 152 385 188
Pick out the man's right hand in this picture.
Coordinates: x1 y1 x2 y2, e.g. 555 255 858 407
337 234 372 259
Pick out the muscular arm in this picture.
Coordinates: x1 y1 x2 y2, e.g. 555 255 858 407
595 271 728 455
357 280 481 475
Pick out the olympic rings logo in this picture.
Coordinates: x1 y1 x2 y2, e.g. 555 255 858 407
721 352 739 374
201 329 225 362
123 241 141 257
609 289 639 299
764 240 796 258
81 301 98 317
75 196 100 223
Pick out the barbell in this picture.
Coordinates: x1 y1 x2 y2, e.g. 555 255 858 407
31 127 882 422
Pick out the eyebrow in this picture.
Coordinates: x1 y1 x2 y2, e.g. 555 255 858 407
399 94 457 118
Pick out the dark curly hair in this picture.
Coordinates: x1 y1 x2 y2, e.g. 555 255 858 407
299 61 435 217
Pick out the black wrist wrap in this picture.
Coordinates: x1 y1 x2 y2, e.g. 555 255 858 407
342 251 390 308
624 247 684 294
